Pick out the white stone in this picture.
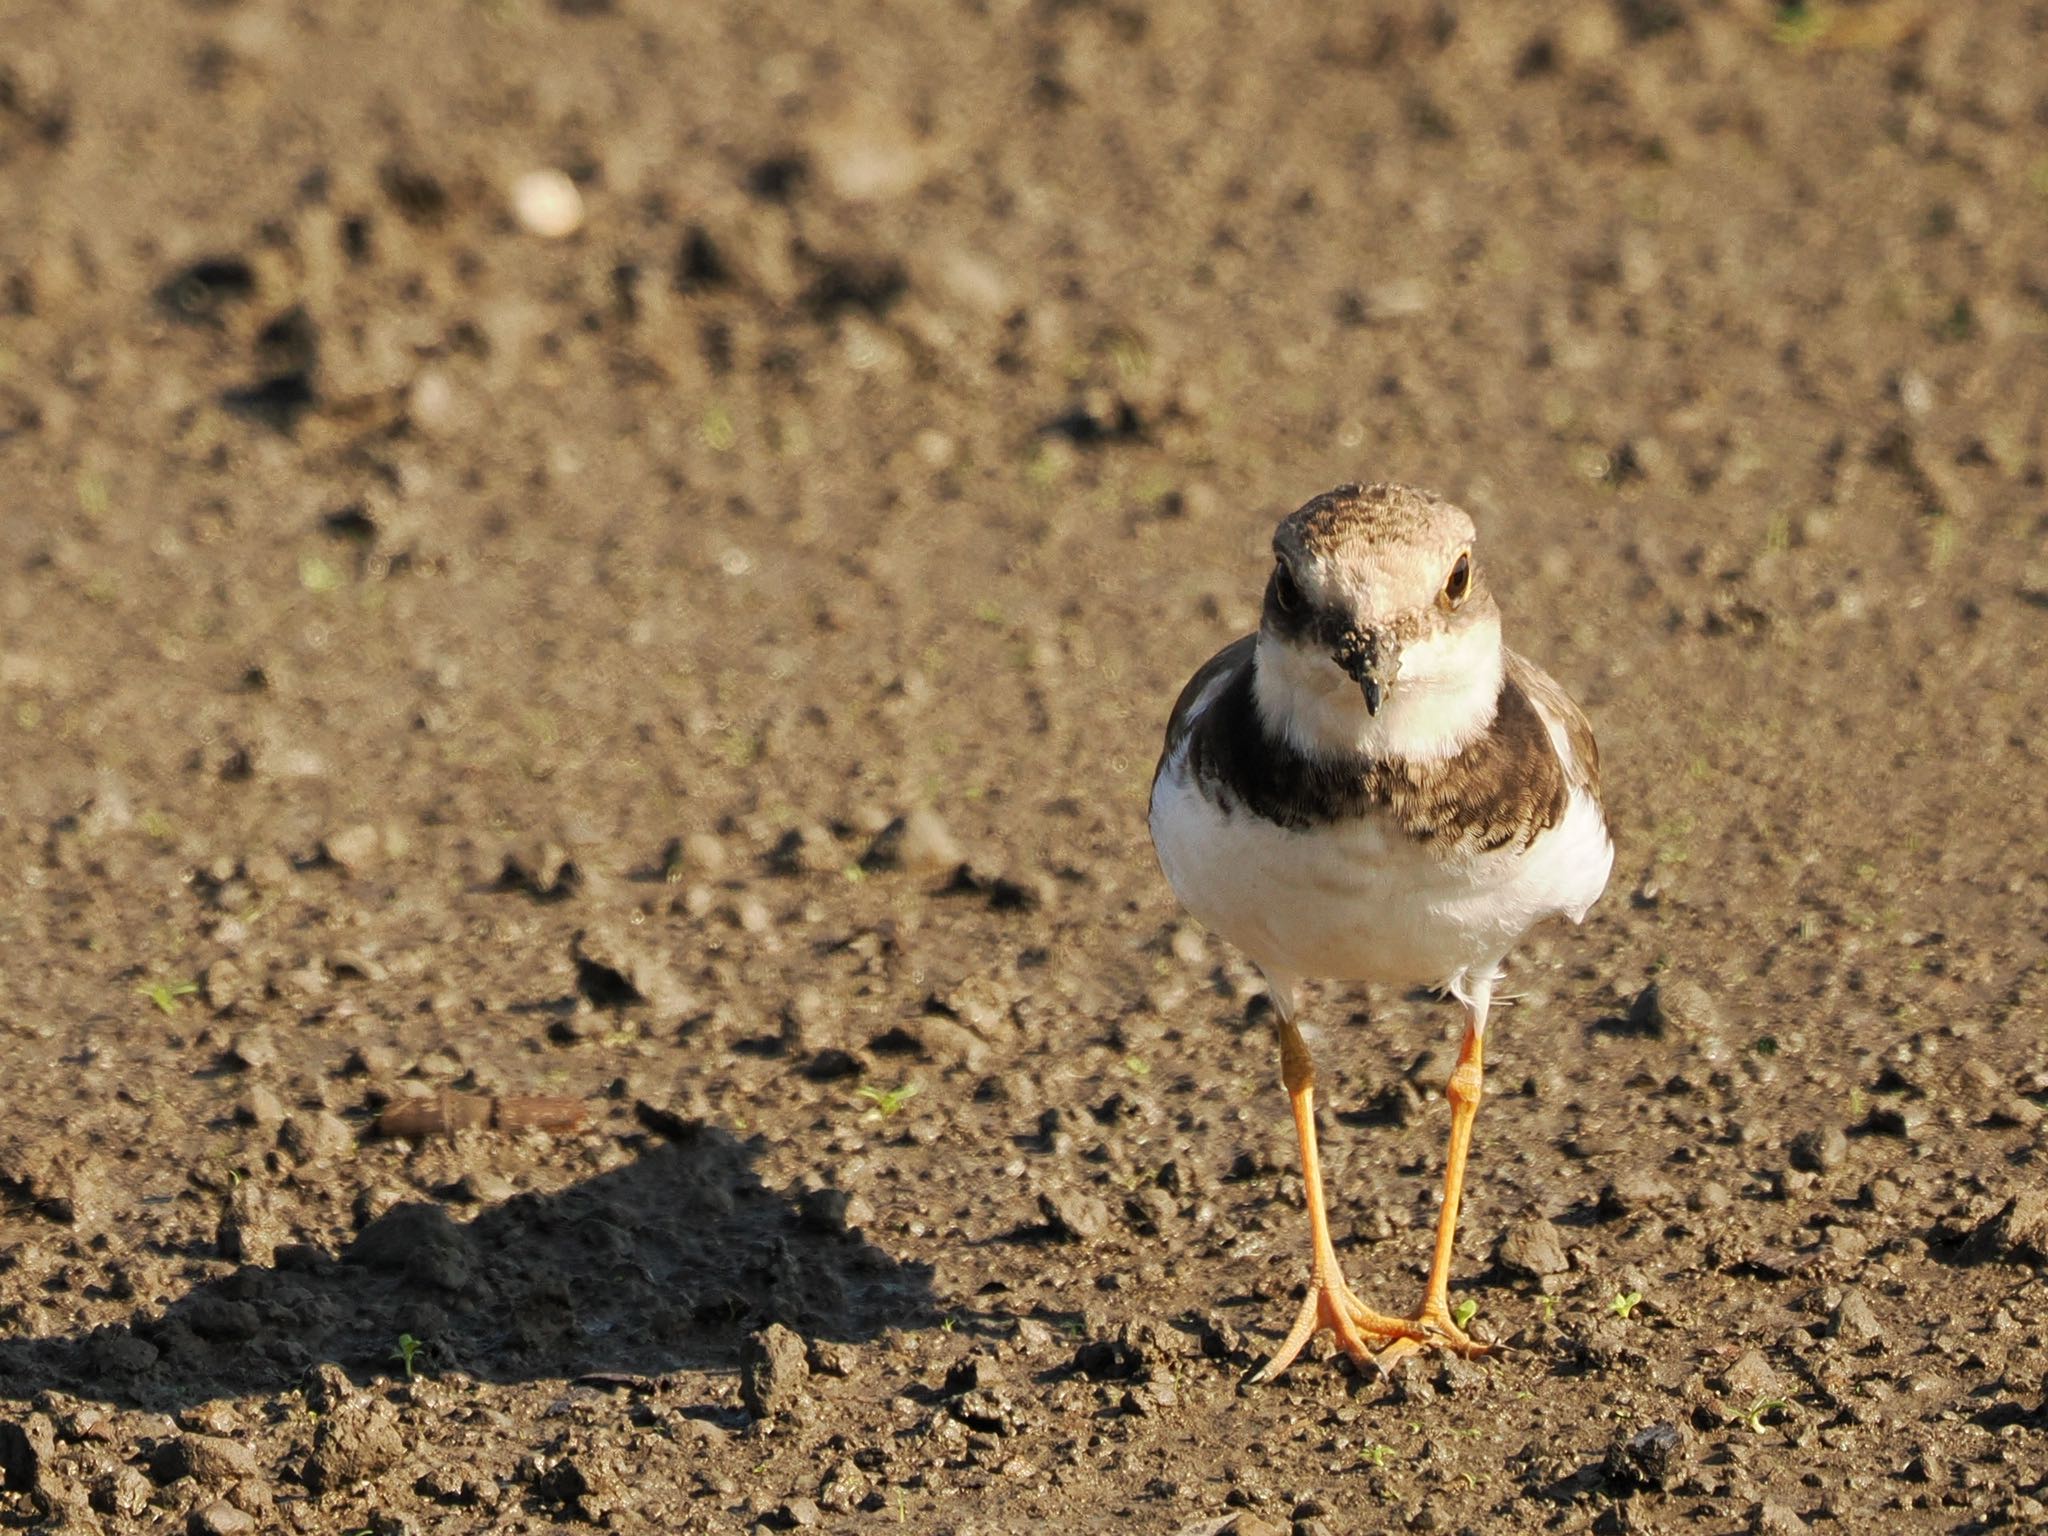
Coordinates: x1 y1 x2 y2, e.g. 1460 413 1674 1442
511 169 584 239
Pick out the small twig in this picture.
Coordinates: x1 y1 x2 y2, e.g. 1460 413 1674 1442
372 1093 586 1140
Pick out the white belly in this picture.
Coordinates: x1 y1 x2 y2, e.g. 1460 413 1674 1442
1149 752 1611 995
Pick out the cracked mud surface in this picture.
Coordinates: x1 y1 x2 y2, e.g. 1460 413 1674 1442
2 2 2045 1532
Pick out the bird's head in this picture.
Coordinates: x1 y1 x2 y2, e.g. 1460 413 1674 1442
1253 483 1505 761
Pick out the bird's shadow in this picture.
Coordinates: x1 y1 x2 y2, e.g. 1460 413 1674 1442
0 1115 936 1413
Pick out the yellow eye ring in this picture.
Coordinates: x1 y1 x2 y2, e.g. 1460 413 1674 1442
1442 551 1472 608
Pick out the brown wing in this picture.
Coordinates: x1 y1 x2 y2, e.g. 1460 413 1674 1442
1153 633 1255 790
1504 649 1602 802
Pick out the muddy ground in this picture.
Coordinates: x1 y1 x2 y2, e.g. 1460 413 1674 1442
2 1 2046 1532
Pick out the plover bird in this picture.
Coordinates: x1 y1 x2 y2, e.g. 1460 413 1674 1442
1149 483 1612 1381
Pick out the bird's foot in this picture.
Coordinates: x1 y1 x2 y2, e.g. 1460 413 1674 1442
1365 1296 1489 1372
1246 1276 1408 1386
1247 1280 1488 1386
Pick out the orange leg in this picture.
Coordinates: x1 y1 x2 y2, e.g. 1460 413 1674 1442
1376 1006 1489 1369
1250 993 1493 1384
1248 1010 1425 1385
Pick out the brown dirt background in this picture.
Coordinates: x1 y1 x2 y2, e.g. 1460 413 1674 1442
2 1 2046 1532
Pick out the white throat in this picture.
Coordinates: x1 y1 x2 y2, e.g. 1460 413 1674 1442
1252 620 1504 763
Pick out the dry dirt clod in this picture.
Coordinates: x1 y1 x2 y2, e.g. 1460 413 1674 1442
572 925 686 1013
300 1363 354 1415
234 1083 285 1128
148 1433 258 1487
662 830 727 878
0 1414 55 1494
92 1464 152 1518
1716 1349 1788 1402
772 1494 823 1528
741 1323 810 1418
1039 1187 1111 1242
1789 1126 1848 1173
188 1501 257 1536
216 1179 283 1264
1628 976 1721 1038
862 808 963 873
319 822 381 873
766 822 837 876
1603 1420 1691 1493
1967 1189 2048 1261
277 1109 354 1165
302 1398 404 1494
225 1029 276 1070
1598 1169 1677 1218
1496 1216 1570 1278
346 1201 475 1291
0 1140 96 1226
201 957 245 1011
806 1339 857 1378
1828 1288 1886 1347
498 839 580 899
1749 1499 1809 1535
1857 1099 1930 1140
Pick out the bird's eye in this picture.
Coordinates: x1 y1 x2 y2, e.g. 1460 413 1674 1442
1442 552 1472 608
1272 564 1301 614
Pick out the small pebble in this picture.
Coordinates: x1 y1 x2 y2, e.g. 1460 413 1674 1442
1790 1126 1848 1173
512 169 584 239
863 807 963 873
321 822 380 873
1750 1500 1808 1536
1629 977 1721 1038
1039 1188 1111 1242
189 1501 256 1536
226 1030 277 1070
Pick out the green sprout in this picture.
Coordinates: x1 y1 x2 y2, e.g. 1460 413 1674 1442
137 979 199 1015
1537 1295 1558 1323
1358 1442 1398 1467
1450 1298 1478 1331
391 1332 425 1381
1771 3 1830 48
1609 1290 1645 1320
1743 1396 1793 1434
855 1082 921 1118
298 554 343 594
